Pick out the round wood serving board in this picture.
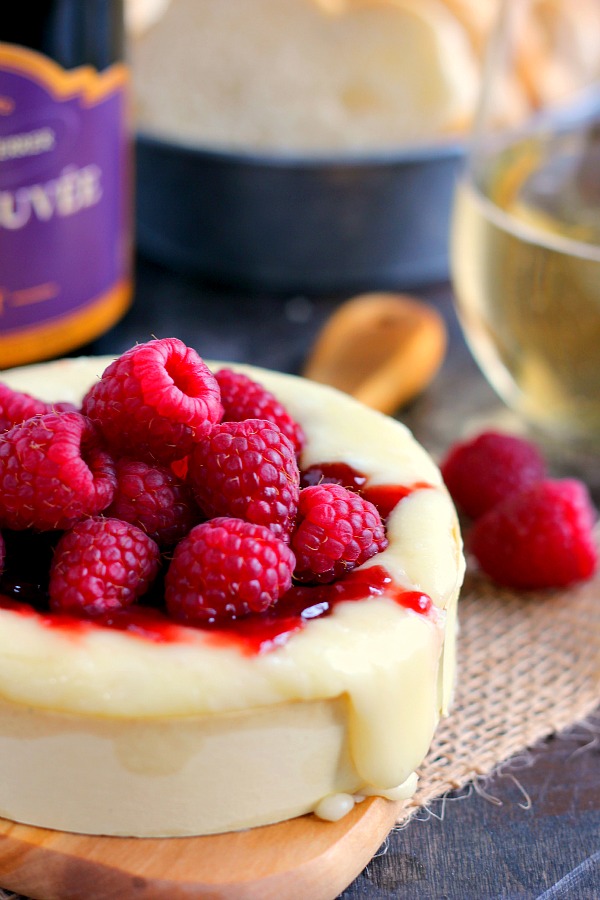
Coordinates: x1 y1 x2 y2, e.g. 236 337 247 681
0 796 408 900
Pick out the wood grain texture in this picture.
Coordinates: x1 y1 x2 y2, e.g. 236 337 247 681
0 797 407 900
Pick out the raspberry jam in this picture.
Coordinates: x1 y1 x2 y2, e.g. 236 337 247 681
301 462 369 492
0 563 432 654
216 565 432 653
0 465 434 654
301 462 432 519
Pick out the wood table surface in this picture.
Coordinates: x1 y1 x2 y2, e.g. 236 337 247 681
3 255 599 899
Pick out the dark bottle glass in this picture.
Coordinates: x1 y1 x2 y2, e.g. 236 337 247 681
0 0 132 369
3 0 125 70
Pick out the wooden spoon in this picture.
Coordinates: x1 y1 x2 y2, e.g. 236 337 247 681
303 292 447 414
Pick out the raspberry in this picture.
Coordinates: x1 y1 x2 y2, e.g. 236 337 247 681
188 419 300 540
0 383 76 433
165 517 295 624
470 479 598 589
104 457 201 548
291 483 388 583
82 338 223 465
216 368 305 454
0 412 116 531
49 517 161 617
441 430 546 518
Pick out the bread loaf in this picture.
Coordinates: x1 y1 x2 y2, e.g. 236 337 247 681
130 0 480 151
128 0 597 153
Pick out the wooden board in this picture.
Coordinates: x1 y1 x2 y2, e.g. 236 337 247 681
0 796 408 900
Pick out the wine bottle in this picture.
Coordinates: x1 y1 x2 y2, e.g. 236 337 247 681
0 0 132 369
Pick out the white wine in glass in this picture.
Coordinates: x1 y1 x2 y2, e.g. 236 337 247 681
451 0 600 456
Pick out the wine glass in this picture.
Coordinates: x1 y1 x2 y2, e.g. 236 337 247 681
450 0 600 479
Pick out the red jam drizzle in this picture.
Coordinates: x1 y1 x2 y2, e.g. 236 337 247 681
0 565 433 655
0 595 192 644
0 463 435 654
363 483 431 520
301 462 432 519
215 565 432 654
301 462 368 493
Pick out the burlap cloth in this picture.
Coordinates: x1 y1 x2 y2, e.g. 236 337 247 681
401 543 600 823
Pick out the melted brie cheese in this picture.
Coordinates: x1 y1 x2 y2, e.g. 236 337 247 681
0 357 464 836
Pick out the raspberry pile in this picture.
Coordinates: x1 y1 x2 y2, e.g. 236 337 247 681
440 431 598 589
0 339 389 624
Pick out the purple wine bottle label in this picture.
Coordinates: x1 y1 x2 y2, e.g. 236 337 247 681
0 43 132 368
